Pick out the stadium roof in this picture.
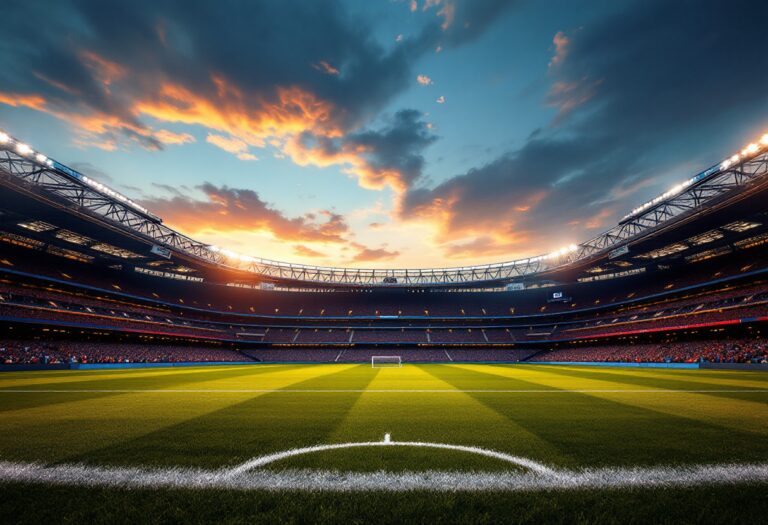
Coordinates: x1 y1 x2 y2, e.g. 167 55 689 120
1 129 768 287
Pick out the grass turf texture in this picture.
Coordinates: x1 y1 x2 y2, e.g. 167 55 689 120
0 363 766 523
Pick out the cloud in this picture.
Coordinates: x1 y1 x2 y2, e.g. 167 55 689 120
0 92 46 111
285 109 437 191
0 0 513 162
441 236 529 259
422 1 454 30
312 61 340 76
140 183 407 264
206 133 257 160
417 74 433 85
141 183 351 244
154 129 195 145
436 95 445 104
548 31 569 68
399 0 768 259
293 245 327 258
349 243 401 263
421 0 517 45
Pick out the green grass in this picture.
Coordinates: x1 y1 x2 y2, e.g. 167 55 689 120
0 363 766 523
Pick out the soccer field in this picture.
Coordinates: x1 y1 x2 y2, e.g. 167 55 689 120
1 363 767 523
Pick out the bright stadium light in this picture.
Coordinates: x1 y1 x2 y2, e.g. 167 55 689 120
745 143 758 155
35 153 47 163
0 132 8 143
730 154 740 163
16 143 32 155
761 134 768 146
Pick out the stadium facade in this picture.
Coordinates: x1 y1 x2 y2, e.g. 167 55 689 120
1 129 768 365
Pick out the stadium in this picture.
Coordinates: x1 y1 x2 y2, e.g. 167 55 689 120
1 1 767 523
2 125 768 521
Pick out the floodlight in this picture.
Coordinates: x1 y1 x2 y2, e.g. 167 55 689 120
16 143 32 155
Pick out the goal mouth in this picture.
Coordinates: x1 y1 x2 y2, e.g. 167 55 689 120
371 356 402 368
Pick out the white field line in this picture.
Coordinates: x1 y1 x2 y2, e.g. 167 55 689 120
226 440 557 477
1 461 767 493
0 388 766 394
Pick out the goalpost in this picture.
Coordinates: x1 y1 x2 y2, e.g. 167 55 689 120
371 355 402 368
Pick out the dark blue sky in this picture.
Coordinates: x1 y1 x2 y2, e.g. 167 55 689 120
1 0 766 267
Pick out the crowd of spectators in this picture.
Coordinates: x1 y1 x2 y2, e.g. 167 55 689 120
0 340 250 364
531 339 768 364
3 267 768 348
294 328 352 343
352 329 427 343
5 244 768 321
240 347 535 363
240 348 342 362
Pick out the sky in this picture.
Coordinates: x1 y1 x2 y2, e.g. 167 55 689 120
1 0 766 269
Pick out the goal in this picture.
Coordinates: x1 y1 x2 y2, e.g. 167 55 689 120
371 356 402 368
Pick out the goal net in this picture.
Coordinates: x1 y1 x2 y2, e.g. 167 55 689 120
371 355 402 368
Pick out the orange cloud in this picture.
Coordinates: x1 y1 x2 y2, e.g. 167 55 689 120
547 78 602 121
0 91 164 150
284 136 410 192
0 44 435 201
0 92 47 111
349 243 400 263
154 129 195 145
293 244 326 258
206 133 256 160
80 50 126 88
143 183 351 244
423 0 455 30
549 31 569 68
437 3 455 30
133 78 343 160
417 74 433 85
441 235 531 259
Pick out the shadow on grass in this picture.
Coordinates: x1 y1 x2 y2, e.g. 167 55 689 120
531 364 768 403
0 364 309 414
62 364 380 469
425 364 768 468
